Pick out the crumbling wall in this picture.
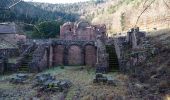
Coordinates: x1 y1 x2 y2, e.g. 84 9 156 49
96 34 108 73
49 46 53 67
0 48 19 57
60 21 106 41
114 28 157 72
29 45 49 72
0 34 17 44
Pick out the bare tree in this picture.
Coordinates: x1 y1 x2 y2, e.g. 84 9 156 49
163 0 170 9
135 0 156 27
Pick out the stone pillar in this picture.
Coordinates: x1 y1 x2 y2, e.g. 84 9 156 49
96 35 108 73
49 45 53 67
0 60 4 74
46 47 50 68
63 46 68 66
132 31 137 48
82 47 85 65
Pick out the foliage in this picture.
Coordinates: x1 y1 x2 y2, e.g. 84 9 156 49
0 0 80 23
107 5 117 14
90 0 105 4
31 21 63 39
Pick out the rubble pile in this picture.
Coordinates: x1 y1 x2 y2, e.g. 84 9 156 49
34 74 72 93
10 74 29 84
93 73 119 86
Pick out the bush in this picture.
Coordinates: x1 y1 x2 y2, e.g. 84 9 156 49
31 21 63 39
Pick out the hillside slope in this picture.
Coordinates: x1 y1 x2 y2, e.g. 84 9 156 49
0 0 80 23
1 0 170 34
85 0 170 34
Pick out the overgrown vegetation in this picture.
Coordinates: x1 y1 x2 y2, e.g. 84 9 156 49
30 21 63 39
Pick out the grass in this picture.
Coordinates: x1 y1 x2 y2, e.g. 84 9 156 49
0 66 129 99
148 28 170 37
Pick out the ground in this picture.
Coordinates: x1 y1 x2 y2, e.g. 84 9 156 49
0 66 132 100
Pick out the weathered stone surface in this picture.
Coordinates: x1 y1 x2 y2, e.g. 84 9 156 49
34 74 72 93
60 21 106 41
36 74 54 82
30 44 48 72
96 34 108 73
10 74 29 84
52 40 96 67
93 73 117 86
0 58 4 74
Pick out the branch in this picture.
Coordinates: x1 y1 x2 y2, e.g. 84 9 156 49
8 0 22 9
143 0 149 7
163 0 170 9
135 0 156 27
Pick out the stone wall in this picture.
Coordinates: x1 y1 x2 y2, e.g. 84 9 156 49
49 46 53 67
0 60 4 74
29 44 49 72
52 40 96 67
60 21 106 41
114 28 156 72
0 34 17 44
0 48 19 57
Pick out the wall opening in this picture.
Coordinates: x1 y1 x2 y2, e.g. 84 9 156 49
68 45 83 65
85 45 96 67
106 45 119 71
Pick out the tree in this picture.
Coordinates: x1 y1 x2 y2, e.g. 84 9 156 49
31 21 63 39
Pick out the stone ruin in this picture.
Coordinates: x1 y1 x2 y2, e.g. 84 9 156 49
95 34 108 73
93 73 119 86
0 21 110 73
60 21 107 41
114 27 157 72
126 27 146 49
10 73 72 94
0 20 153 75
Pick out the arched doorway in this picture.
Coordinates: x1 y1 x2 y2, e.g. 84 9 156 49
68 45 83 65
85 45 96 67
53 45 64 65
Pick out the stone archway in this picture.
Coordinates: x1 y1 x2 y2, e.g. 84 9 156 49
68 45 83 65
85 45 96 67
53 45 64 65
